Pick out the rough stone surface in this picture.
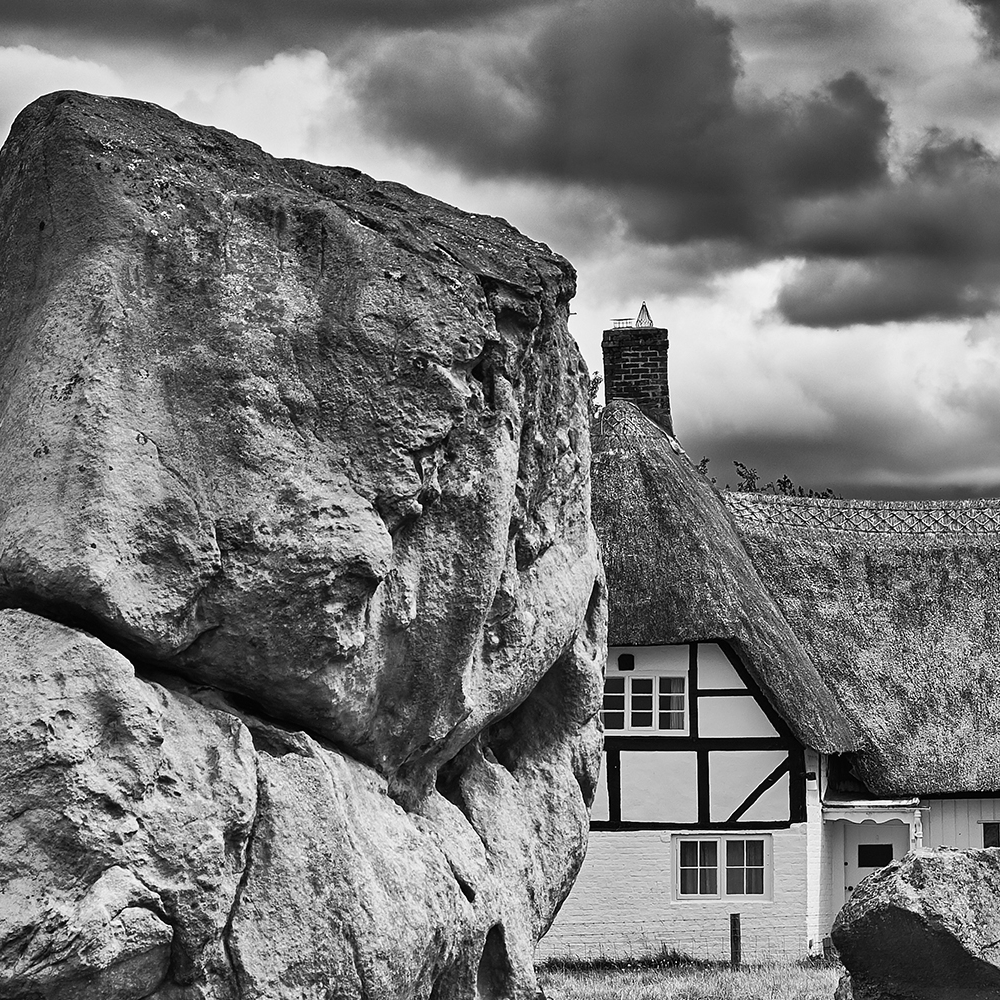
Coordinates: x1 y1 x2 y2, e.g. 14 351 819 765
0 91 605 1000
0 609 255 1000
832 847 1000 1000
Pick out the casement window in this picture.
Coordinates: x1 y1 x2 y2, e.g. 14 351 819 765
674 836 770 899
985 823 1000 848
678 839 719 895
601 674 687 733
725 839 766 894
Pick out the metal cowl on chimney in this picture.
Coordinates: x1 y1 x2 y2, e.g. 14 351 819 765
601 301 672 434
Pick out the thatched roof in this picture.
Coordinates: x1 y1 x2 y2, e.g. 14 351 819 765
592 401 855 754
723 492 1000 796
594 399 1000 794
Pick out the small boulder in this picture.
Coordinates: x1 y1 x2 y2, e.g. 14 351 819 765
832 846 1000 1000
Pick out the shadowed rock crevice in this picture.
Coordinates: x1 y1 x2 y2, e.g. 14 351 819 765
477 924 514 1000
448 862 478 904
221 764 262 1000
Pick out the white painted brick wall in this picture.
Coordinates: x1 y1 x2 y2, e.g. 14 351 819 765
804 749 823 952
539 825 812 962
819 817 836 943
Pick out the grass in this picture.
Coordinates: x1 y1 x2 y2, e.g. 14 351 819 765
536 951 842 1000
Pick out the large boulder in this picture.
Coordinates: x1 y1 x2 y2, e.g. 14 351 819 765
0 91 605 1000
832 847 1000 1000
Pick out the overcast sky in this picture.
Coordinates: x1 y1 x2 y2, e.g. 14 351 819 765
5 0 1000 497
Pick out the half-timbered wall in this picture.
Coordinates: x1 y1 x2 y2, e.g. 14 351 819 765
541 642 818 962
595 642 806 830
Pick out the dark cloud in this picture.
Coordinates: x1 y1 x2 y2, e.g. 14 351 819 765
733 0 878 44
691 427 1000 500
351 2 1000 329
776 257 1000 326
0 0 556 50
353 0 890 247
773 130 1000 325
358 0 990 329
962 0 1000 55
687 384 1000 499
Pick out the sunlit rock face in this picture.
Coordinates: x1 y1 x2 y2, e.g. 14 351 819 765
833 847 1000 1000
0 91 605 1000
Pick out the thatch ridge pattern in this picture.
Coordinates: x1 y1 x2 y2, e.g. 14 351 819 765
595 399 686 454
723 491 1000 535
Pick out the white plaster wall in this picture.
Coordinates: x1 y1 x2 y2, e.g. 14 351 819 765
539 826 813 962
610 644 688 674
621 751 698 823
699 697 778 738
698 644 743 688
592 754 610 822
707 751 789 823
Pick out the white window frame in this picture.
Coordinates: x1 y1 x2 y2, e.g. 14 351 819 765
673 834 772 901
601 671 689 735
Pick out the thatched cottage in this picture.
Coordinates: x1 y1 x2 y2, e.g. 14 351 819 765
541 307 1000 962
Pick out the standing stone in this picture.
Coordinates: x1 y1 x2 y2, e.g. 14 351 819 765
0 91 605 999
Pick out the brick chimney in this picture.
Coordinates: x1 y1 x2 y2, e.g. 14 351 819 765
601 302 672 434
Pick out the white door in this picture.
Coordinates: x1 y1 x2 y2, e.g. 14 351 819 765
843 820 909 899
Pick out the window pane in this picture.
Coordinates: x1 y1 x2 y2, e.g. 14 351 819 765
746 868 765 894
661 677 684 694
726 840 744 866
680 841 698 866
700 868 717 895
658 711 685 730
700 841 717 866
986 824 1000 848
659 694 684 710
603 674 625 725
857 844 894 868
746 840 764 866
601 711 624 730
680 868 698 895
726 868 745 895
630 675 653 728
